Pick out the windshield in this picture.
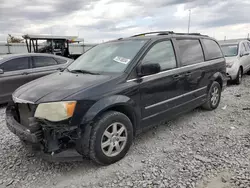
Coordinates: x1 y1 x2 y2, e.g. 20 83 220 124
221 44 238 57
67 40 147 73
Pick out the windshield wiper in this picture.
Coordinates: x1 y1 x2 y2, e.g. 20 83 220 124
68 69 100 75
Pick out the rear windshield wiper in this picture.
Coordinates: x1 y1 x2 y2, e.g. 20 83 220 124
68 69 100 75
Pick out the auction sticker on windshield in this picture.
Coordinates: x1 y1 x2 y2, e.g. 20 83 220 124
113 56 131 64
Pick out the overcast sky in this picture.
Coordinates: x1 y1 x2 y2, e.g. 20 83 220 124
0 0 250 43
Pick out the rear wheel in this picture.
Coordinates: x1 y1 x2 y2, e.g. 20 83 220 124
89 111 133 165
202 81 221 110
234 68 242 85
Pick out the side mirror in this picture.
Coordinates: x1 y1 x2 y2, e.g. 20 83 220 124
0 69 4 74
137 63 161 77
240 52 249 57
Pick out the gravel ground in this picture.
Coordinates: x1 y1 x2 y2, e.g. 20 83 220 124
0 76 250 188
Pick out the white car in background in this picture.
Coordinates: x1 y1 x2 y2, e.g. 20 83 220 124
219 40 250 84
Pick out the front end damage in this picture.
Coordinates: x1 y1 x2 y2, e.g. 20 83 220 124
6 102 84 161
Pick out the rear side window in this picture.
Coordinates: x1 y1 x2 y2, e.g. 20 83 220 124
0 57 29 72
177 39 204 66
142 41 177 71
55 57 67 64
202 39 223 60
32 56 57 68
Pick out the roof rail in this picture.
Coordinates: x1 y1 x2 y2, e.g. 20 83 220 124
131 31 174 37
131 31 208 38
173 32 208 37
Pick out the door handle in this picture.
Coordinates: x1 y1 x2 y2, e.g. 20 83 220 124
185 72 191 77
173 74 181 79
22 72 29 75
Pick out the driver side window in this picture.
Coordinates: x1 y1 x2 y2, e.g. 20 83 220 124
142 40 177 71
240 43 247 54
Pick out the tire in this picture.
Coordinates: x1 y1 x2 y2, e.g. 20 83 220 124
89 111 133 165
202 81 221 110
234 68 243 85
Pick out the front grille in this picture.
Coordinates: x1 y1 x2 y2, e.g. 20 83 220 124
17 103 37 127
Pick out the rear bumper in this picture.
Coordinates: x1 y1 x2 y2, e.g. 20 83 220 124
6 106 42 143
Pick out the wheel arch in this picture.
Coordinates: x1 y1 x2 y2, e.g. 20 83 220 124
81 95 140 133
209 72 224 90
76 95 140 157
239 65 243 73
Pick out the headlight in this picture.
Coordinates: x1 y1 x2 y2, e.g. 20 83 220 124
226 61 234 68
34 101 76 122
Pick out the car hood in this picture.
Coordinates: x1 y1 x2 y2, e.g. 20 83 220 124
225 56 238 63
13 71 119 103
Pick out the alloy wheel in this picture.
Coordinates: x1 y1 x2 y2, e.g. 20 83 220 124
211 86 219 106
101 122 128 157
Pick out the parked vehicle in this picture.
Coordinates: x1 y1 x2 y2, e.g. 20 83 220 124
6 31 227 165
219 40 250 84
0 53 73 104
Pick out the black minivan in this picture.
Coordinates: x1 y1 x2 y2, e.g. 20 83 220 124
6 31 227 165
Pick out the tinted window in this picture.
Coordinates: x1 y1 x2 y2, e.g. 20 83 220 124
203 39 223 60
0 57 29 72
55 57 67 64
177 39 204 66
32 56 57 68
143 41 177 71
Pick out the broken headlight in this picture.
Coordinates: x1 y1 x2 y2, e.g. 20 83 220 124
34 101 76 122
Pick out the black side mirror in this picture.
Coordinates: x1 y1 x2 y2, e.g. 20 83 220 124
0 69 4 74
137 63 161 77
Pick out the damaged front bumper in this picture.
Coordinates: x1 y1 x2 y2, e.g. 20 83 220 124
6 106 42 143
6 104 83 161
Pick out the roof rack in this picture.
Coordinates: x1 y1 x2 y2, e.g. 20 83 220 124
130 31 208 37
173 32 208 37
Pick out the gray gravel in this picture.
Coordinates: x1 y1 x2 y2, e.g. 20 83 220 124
0 76 250 188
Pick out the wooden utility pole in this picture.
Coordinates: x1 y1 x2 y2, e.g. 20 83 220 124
188 10 191 33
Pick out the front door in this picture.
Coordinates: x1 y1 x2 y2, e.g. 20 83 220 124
239 43 249 73
243 42 250 72
0 57 32 103
139 40 185 127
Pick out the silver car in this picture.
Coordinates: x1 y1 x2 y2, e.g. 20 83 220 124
0 53 73 104
219 40 250 84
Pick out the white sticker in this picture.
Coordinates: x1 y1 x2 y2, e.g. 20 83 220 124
113 56 131 64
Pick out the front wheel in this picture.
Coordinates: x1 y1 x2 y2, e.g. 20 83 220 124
89 111 133 165
234 68 242 85
202 81 221 110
